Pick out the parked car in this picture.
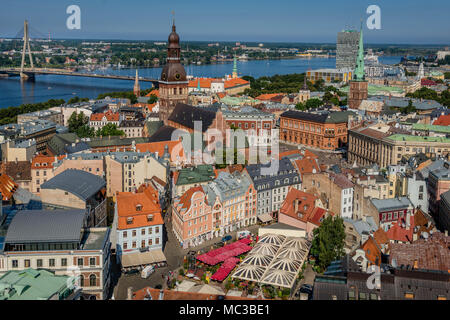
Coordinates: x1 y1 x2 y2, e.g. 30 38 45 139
141 265 155 279
299 284 313 300
221 235 232 243
123 269 139 276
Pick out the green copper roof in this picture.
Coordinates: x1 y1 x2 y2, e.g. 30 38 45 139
176 164 216 186
412 123 450 134
353 25 365 81
386 134 450 143
220 95 258 105
340 84 404 95
0 269 75 300
233 56 238 75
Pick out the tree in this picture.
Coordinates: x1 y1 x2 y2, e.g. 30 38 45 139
147 94 158 104
68 111 95 138
305 98 323 109
310 216 346 272
68 111 88 132
96 123 125 137
295 102 307 111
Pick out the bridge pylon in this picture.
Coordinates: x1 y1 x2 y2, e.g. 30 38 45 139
20 20 34 80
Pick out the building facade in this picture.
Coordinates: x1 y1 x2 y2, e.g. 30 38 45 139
280 110 352 151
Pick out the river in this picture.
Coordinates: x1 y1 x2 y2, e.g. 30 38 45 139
0 56 401 109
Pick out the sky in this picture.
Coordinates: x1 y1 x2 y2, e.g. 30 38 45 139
1 0 449 44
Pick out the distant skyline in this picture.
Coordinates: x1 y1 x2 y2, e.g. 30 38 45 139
1 0 449 44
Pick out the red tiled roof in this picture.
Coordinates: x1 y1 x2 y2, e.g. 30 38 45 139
132 287 258 300
280 188 317 220
433 114 450 126
90 110 119 122
389 232 450 272
386 219 414 243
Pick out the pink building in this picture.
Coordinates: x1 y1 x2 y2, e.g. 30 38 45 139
172 186 213 248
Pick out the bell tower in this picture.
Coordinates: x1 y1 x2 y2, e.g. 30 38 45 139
159 17 188 124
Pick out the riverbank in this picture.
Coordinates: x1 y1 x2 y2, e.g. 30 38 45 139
0 56 401 108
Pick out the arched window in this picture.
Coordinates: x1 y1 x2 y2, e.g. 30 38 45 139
89 274 97 287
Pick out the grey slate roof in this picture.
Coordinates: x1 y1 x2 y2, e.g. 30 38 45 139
371 197 413 212
280 110 355 124
246 157 300 190
168 103 217 132
41 169 105 201
4 209 85 244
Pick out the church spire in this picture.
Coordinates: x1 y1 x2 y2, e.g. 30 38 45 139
133 69 140 97
354 22 365 81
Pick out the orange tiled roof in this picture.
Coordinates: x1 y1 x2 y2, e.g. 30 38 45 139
217 92 227 99
279 149 318 160
280 187 318 222
31 154 66 169
416 159 433 172
433 114 450 126
177 186 205 212
188 78 219 88
116 191 163 230
360 236 382 265
373 228 389 248
90 110 119 122
256 93 284 101
145 89 159 98
224 78 249 89
0 173 18 201
294 158 321 179
136 141 184 160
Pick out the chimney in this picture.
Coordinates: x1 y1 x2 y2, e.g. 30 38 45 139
406 212 411 231
127 287 134 300
294 199 299 213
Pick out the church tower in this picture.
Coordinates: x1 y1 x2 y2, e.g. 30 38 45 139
232 55 238 79
133 69 140 97
348 24 368 109
159 19 188 124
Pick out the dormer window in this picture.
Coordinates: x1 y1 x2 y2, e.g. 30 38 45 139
147 214 154 222
127 217 133 224
136 204 142 211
